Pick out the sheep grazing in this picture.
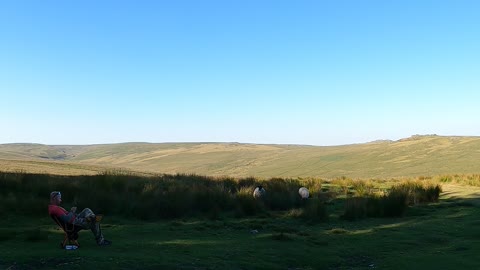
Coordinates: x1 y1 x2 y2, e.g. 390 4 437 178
298 187 309 199
253 185 266 199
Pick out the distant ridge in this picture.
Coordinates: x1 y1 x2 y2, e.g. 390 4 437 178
1 135 480 178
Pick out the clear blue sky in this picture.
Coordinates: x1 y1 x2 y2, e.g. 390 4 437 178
1 0 479 146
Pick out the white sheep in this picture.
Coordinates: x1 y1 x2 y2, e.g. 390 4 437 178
299 187 309 199
253 185 266 199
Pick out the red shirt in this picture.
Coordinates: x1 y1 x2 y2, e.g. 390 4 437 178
49 205 75 223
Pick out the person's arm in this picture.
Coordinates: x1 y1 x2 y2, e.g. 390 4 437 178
60 211 76 224
52 206 76 224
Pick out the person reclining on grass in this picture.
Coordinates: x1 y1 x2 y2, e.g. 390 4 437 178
48 191 112 246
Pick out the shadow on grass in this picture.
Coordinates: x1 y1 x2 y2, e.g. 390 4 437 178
3 186 480 269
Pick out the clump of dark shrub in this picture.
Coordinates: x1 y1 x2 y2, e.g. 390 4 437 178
234 187 265 217
342 181 441 220
1 171 440 221
0 172 305 220
300 198 328 222
262 178 302 210
343 197 368 221
391 181 442 205
382 189 408 217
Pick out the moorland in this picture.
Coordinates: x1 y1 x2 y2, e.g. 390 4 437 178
1 135 479 269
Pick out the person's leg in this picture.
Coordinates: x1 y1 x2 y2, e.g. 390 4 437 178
73 208 109 245
73 208 96 226
90 221 106 244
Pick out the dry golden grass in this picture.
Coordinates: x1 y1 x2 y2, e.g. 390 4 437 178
0 158 154 176
1 135 480 178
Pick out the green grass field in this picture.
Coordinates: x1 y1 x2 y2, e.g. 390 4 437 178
2 135 480 178
1 183 480 269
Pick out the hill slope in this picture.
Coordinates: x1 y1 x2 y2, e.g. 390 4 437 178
1 135 480 178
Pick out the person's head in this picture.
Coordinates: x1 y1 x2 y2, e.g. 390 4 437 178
50 191 62 205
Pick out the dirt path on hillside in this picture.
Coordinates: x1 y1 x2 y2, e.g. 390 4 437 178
441 184 480 205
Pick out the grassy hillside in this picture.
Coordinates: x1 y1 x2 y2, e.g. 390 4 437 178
1 135 480 177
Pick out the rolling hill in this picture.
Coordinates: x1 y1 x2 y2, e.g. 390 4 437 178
1 135 480 178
